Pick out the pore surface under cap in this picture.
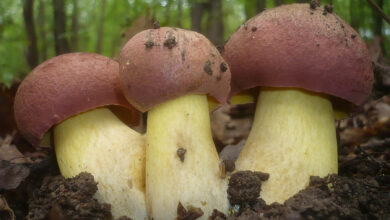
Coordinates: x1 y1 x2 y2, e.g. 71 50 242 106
14 52 138 146
223 3 373 105
119 27 231 112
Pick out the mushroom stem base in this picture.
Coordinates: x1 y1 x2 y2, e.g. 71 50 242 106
54 108 146 219
236 88 338 204
146 94 228 220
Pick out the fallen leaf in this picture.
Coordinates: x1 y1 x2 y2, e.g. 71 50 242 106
0 160 30 190
0 142 31 164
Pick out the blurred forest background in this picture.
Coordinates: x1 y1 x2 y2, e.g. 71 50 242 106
0 0 389 86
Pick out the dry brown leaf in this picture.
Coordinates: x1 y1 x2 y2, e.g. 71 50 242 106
0 134 31 190
211 104 253 152
0 160 30 190
0 134 31 164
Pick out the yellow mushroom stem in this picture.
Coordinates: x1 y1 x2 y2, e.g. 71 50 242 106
54 108 147 219
146 94 228 220
229 91 255 105
235 87 338 204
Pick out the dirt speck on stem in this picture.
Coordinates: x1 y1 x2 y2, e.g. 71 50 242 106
177 148 187 162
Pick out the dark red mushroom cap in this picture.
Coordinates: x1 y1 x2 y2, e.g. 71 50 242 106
119 27 231 112
223 3 373 105
14 52 139 146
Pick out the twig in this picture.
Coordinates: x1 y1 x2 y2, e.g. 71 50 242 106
360 137 390 149
366 0 390 25
374 62 390 75
357 145 390 168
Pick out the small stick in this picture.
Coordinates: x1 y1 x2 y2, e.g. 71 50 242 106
366 0 390 25
357 145 390 168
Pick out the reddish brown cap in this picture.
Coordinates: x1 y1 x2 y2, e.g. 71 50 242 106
223 3 373 105
119 27 231 112
14 52 139 146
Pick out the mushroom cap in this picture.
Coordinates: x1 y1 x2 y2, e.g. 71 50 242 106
119 27 231 112
14 52 139 146
223 3 373 105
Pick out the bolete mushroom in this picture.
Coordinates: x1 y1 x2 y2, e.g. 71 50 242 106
119 27 230 219
14 52 147 219
222 3 373 204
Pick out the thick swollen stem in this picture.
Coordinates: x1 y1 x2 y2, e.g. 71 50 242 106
146 94 228 220
235 88 338 204
54 108 147 219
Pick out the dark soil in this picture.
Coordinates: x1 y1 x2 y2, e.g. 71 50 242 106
224 175 389 220
163 34 177 49
310 0 321 10
176 202 204 220
203 60 213 75
144 40 154 48
27 172 112 220
220 62 228 73
228 171 269 206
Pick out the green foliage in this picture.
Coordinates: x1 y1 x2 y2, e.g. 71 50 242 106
0 0 390 86
0 0 29 86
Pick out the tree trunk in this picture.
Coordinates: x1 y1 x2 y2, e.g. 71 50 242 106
177 0 183 27
372 0 385 55
207 0 224 46
165 0 172 25
246 0 266 19
53 0 70 55
275 0 283 6
257 0 266 13
191 0 204 33
350 0 360 30
96 0 106 53
245 0 256 19
373 0 384 36
37 0 47 61
71 0 79 51
23 0 39 69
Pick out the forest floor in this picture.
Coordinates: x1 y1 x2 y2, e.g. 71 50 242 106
1 44 390 219
1 80 389 220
